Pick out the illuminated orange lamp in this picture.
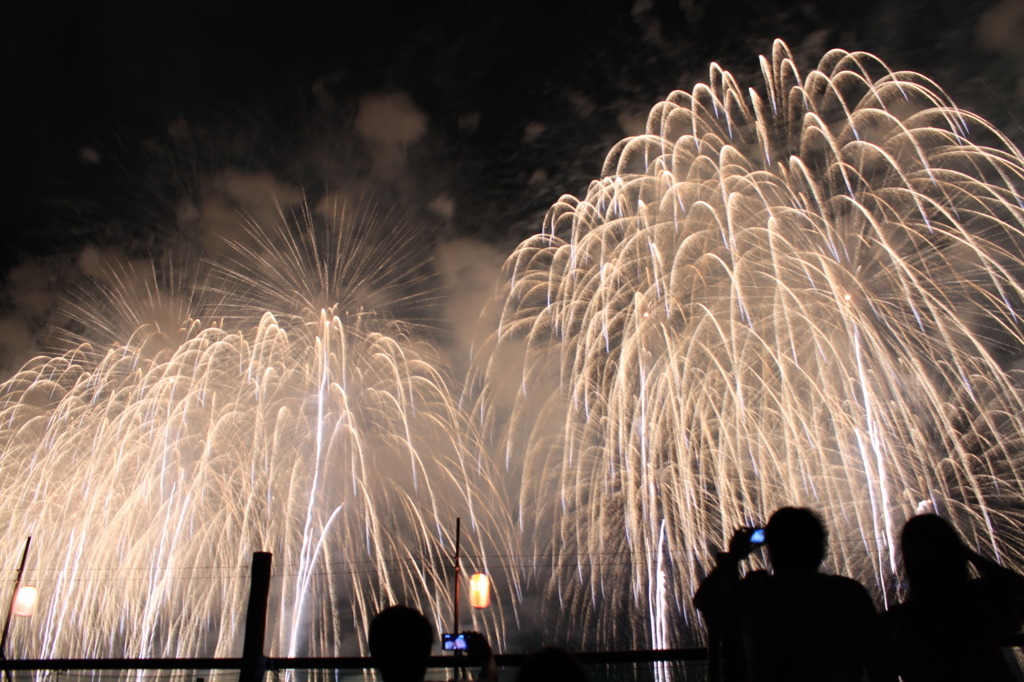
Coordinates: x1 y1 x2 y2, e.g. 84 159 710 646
12 586 37 617
469 573 490 609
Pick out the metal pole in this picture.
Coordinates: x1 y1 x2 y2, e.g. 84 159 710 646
1 537 30 682
452 518 461 636
0 537 31 661
452 518 464 680
239 552 272 682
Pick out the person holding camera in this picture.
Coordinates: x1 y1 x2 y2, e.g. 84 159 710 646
368 605 497 682
694 507 892 682
882 513 1024 682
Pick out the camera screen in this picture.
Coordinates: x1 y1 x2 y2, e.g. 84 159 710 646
442 634 467 651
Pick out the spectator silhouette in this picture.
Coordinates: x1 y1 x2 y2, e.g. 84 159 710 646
368 605 497 682
694 507 891 682
882 513 1024 681
515 646 587 682
369 606 433 682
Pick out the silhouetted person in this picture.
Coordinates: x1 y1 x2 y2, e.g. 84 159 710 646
515 646 587 682
369 606 433 682
882 514 1024 681
694 507 891 682
368 605 497 682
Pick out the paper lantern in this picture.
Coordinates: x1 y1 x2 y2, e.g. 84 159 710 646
12 586 37 617
469 573 490 609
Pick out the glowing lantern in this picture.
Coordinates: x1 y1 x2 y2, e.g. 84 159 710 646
469 573 490 609
12 586 37 617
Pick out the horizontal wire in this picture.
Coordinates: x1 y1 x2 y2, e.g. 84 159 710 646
2 540 899 575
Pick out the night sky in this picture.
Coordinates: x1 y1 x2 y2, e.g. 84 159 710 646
2 0 1024 373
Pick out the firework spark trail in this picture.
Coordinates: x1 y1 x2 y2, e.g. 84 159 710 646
467 41 1024 648
0 205 513 659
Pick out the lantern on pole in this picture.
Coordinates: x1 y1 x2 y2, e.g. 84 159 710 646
469 573 490 609
11 587 37 618
1 536 33 668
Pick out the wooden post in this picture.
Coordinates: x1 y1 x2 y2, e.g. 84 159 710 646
239 552 272 682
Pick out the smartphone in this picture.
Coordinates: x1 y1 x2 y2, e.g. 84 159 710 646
442 633 467 651
749 528 766 545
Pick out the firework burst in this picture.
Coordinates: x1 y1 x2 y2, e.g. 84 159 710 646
468 40 1024 648
0 203 510 659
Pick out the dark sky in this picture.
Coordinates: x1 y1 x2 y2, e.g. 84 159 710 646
1 0 1023 372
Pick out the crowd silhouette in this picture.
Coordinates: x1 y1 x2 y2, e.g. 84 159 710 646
367 508 1024 682
695 507 1024 681
695 508 888 681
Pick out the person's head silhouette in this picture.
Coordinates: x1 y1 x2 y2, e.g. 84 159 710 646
369 605 433 682
765 507 826 574
901 513 968 599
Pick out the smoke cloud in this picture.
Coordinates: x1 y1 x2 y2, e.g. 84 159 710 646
354 92 429 179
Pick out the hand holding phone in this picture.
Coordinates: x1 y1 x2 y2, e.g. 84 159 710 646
726 526 763 560
442 633 467 651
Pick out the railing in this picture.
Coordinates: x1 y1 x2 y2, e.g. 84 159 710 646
0 650 709 671
0 651 711 682
3 638 1024 681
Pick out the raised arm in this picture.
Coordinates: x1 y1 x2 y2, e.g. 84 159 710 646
694 527 755 628
966 548 1024 625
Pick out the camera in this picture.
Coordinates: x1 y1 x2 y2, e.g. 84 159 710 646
749 528 766 545
442 633 467 651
